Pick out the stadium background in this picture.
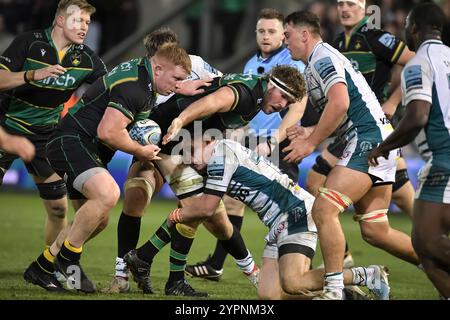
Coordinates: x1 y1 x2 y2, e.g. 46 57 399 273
1 0 444 202
0 0 449 300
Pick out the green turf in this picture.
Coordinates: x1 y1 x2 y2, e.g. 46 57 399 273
0 192 437 300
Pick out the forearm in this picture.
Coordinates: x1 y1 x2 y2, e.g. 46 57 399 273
177 87 234 127
308 102 347 146
376 118 423 153
98 128 141 155
274 98 307 143
0 70 27 91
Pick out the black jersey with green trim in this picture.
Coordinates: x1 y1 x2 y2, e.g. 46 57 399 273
150 73 267 145
62 57 156 140
333 17 406 102
0 28 106 135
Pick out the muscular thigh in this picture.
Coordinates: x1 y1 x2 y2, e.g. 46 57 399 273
324 166 373 203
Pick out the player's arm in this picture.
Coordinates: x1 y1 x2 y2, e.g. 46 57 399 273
163 86 236 144
284 83 349 163
0 66 67 91
169 193 223 224
97 107 161 161
369 100 430 166
0 127 35 162
273 96 307 143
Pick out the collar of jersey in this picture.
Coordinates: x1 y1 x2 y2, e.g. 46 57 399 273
257 46 285 62
307 41 324 64
45 27 74 63
143 57 154 89
418 39 444 51
353 16 369 34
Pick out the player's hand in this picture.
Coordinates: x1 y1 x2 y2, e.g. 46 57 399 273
368 147 389 167
34 65 67 81
286 125 313 141
255 141 273 157
136 144 161 162
162 117 183 145
1 134 35 162
175 78 213 96
282 137 315 163
381 101 397 120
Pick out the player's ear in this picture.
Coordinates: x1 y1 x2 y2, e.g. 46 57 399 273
154 64 163 77
55 15 65 28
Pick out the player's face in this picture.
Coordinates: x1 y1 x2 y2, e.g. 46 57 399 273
262 85 290 114
337 1 365 28
62 10 91 44
284 23 307 62
256 18 285 57
154 63 188 96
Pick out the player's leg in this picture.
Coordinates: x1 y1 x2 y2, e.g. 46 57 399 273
33 173 68 246
202 205 259 288
305 147 338 197
185 195 245 281
103 160 163 293
354 184 420 266
313 166 373 299
412 200 450 298
391 157 415 218
306 141 354 268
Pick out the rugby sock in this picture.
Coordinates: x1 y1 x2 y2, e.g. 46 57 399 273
136 219 171 263
351 267 375 286
167 223 196 284
324 272 345 298
234 250 256 275
218 224 248 260
209 215 243 270
36 248 55 273
58 240 82 262
117 212 141 258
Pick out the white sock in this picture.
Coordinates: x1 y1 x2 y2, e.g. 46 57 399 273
324 272 344 298
351 267 375 286
234 250 256 275
115 257 128 278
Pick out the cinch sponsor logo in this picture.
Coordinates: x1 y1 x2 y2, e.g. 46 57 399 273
38 74 77 87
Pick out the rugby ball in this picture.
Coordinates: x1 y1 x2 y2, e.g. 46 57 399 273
129 119 161 145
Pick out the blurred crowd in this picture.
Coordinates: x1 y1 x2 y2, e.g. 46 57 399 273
0 0 449 58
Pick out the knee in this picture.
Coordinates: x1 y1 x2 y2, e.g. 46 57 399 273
47 201 68 219
280 275 306 295
98 184 120 211
360 224 388 247
257 287 281 300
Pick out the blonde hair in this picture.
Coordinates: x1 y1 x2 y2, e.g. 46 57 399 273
55 0 96 17
266 65 306 102
154 43 192 75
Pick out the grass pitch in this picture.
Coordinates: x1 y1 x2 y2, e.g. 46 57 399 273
0 192 437 300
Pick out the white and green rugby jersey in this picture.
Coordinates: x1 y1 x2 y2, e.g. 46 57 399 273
305 41 390 141
204 139 316 231
402 40 450 170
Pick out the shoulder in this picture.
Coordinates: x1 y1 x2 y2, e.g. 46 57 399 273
12 30 45 46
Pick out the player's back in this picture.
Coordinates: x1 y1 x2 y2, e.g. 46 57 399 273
405 40 450 167
216 139 315 227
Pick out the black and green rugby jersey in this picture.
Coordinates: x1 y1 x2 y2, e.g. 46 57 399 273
0 28 107 135
333 17 406 102
63 57 156 139
155 73 268 132
150 73 268 154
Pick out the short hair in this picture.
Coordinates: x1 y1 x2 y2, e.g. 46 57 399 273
144 27 180 57
284 11 321 36
265 65 306 102
258 8 284 23
56 0 96 16
154 43 192 75
409 2 447 33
